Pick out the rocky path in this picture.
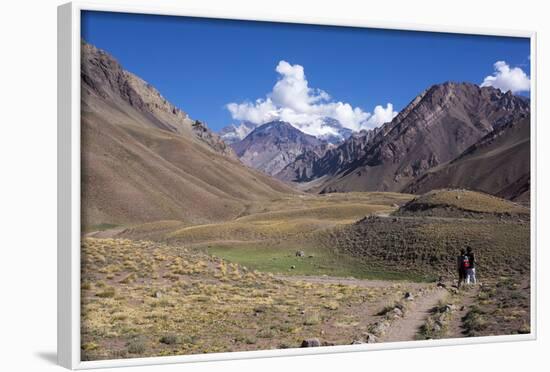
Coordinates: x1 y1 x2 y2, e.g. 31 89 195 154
379 287 448 342
276 274 430 290
447 286 480 337
85 227 127 239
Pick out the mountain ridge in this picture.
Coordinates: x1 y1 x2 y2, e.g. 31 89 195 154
81 41 235 158
231 120 329 177
80 41 296 227
295 82 529 194
220 116 353 145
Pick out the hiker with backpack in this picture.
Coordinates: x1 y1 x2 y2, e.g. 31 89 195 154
466 246 477 284
457 249 468 288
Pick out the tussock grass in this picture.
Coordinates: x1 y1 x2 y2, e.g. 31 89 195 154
81 238 398 361
462 276 531 337
112 191 423 281
462 305 488 335
417 296 457 340
80 190 529 359
127 337 147 354
303 312 321 326
323 301 340 310
95 286 116 298
159 334 181 345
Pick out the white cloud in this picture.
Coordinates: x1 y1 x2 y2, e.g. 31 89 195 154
225 60 397 136
480 61 530 93
226 99 278 124
366 103 396 127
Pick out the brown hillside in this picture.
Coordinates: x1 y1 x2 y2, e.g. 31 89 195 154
404 117 530 203
81 42 296 228
395 189 529 217
302 82 529 194
321 190 529 280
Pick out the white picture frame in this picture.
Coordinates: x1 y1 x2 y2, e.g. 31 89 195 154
58 1 537 369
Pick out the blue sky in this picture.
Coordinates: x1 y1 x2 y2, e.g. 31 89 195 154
81 11 530 133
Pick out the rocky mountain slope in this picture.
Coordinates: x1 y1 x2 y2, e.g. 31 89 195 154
81 42 234 157
231 121 329 177
297 82 529 194
277 129 380 183
404 116 530 203
81 41 296 227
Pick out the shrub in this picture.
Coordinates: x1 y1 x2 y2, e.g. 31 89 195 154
245 337 257 344
127 337 147 354
96 286 116 298
463 306 488 334
112 313 128 321
304 312 321 325
159 334 180 345
253 304 269 314
81 342 98 351
257 328 276 338
120 273 136 284
324 301 340 310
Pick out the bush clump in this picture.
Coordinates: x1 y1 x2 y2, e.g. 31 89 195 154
127 337 147 354
95 286 116 298
159 334 180 345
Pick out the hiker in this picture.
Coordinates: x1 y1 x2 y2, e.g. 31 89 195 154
457 249 468 288
466 246 477 284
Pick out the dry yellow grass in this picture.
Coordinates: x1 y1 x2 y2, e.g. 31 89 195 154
163 194 406 245
81 238 414 360
405 189 528 215
113 192 413 243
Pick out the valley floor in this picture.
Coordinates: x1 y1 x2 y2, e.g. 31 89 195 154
81 190 531 360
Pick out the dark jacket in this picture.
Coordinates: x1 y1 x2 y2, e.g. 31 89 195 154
457 255 467 272
467 253 475 269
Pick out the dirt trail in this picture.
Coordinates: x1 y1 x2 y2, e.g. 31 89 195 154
85 227 127 239
380 288 448 342
276 274 430 290
447 286 480 337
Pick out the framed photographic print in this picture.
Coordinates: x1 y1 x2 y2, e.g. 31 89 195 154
58 1 537 369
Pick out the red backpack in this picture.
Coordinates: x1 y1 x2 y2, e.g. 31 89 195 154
461 255 470 270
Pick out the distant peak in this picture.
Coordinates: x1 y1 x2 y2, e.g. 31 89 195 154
254 120 297 133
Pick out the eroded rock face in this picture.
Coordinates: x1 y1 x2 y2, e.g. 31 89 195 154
79 41 296 227
404 116 531 202
231 121 328 177
277 129 379 183
292 82 529 193
191 120 236 158
81 41 235 158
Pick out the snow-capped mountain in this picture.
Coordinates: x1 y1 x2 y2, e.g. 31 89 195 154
315 117 353 144
231 121 328 177
219 117 353 145
219 121 257 144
